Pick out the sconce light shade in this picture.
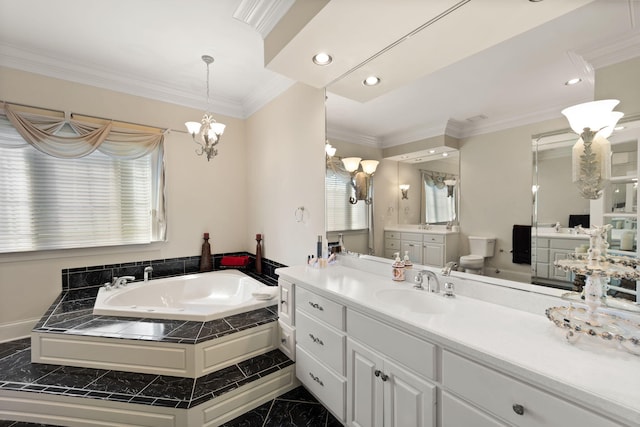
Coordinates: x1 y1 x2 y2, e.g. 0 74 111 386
561 99 623 199
342 157 362 173
325 142 337 157
399 184 410 199
360 160 379 175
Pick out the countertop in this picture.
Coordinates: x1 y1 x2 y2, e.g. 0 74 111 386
276 263 640 425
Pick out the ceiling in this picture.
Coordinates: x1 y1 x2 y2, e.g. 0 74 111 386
1 0 639 150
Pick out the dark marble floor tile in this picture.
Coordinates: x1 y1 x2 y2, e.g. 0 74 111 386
0 338 31 360
193 365 245 399
196 318 233 340
224 308 277 329
85 370 158 396
276 385 320 403
34 365 107 389
139 375 195 401
0 351 60 383
263 399 329 427
0 422 63 427
238 350 290 377
164 321 203 340
220 400 272 426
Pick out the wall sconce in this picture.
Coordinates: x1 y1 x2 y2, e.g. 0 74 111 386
443 178 457 198
342 157 379 204
399 184 410 199
561 99 624 199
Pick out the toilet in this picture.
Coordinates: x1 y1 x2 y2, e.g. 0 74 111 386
459 236 496 274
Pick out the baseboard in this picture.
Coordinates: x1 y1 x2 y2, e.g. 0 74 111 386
0 318 39 343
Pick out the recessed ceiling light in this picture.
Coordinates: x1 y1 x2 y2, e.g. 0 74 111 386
312 52 332 66
429 150 436 154
442 152 449 157
565 78 582 86
363 76 381 86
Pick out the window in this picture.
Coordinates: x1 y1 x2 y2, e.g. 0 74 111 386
0 114 165 253
326 168 367 231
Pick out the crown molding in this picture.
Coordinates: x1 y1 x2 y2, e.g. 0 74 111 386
578 29 640 70
0 43 287 119
233 0 295 38
327 126 381 147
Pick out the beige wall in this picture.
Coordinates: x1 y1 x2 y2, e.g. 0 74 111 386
0 68 323 341
245 83 325 266
595 57 640 116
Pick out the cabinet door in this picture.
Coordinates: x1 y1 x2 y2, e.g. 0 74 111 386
550 249 572 281
401 240 422 264
384 358 436 427
423 243 444 267
277 279 294 326
442 392 507 427
347 338 384 427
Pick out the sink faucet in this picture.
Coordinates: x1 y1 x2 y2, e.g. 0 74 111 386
442 261 457 276
144 266 153 283
414 270 440 293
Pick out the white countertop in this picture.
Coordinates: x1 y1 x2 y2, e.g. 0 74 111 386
276 262 640 425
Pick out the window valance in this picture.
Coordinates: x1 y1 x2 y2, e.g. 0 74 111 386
0 102 165 159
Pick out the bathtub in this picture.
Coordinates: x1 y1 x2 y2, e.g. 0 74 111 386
93 270 277 321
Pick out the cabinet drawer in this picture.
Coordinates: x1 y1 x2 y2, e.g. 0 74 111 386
277 279 294 326
347 309 435 380
385 231 400 240
296 310 346 375
442 351 620 427
385 238 401 250
442 392 507 427
296 287 345 331
423 234 444 244
278 320 295 361
402 232 423 241
551 238 583 250
296 345 346 422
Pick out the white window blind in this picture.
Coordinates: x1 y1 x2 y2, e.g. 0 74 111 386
0 117 161 253
326 169 367 232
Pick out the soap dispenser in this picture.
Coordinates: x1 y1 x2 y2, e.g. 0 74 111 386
392 252 405 282
403 250 413 269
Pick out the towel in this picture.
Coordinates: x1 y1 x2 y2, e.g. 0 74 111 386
252 286 278 300
512 225 531 265
220 255 249 267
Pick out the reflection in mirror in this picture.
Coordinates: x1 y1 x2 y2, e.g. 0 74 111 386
421 169 458 224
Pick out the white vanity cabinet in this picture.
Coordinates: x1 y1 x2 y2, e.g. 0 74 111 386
346 309 437 427
534 236 586 287
294 286 347 422
384 230 458 267
442 350 622 427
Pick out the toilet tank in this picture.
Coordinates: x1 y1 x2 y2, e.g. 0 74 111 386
468 236 496 257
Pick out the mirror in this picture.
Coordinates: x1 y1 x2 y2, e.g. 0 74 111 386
533 119 640 296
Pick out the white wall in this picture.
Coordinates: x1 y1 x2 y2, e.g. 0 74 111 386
0 67 249 340
245 83 325 267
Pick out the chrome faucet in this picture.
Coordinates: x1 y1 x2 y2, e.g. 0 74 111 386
414 270 440 293
144 266 153 283
442 261 457 276
112 276 135 288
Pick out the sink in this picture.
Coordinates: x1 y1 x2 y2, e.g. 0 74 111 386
374 289 452 315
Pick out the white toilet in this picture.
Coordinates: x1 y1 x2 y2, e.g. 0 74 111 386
459 236 496 274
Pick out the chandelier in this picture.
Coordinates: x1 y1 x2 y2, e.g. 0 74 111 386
185 55 226 161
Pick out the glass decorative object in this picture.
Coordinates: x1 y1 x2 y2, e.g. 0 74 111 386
548 224 640 355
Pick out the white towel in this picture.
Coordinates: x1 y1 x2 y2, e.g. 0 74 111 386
252 286 278 300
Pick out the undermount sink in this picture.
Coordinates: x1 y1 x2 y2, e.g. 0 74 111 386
374 289 453 315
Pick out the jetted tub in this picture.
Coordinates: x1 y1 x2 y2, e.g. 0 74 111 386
93 270 277 321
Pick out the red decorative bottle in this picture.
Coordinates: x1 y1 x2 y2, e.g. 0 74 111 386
200 233 213 272
255 234 263 275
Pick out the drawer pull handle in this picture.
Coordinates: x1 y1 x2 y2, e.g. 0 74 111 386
309 372 324 387
308 301 324 311
281 338 287 343
512 404 525 416
374 370 389 381
309 333 324 346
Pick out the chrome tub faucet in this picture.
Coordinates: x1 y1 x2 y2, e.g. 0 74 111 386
144 266 153 283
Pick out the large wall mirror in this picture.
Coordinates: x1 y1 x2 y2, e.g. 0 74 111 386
533 118 640 299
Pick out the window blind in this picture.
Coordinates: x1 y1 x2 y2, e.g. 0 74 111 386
326 169 367 232
0 117 159 253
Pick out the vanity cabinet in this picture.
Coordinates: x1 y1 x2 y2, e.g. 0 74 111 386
442 350 621 427
346 309 436 427
294 286 347 422
384 230 458 267
533 237 585 287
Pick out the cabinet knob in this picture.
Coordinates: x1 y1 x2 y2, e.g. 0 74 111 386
512 403 525 416
374 369 381 377
308 301 324 311
374 369 388 381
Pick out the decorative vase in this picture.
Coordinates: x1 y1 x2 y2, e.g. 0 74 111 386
199 233 213 272
255 234 263 275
